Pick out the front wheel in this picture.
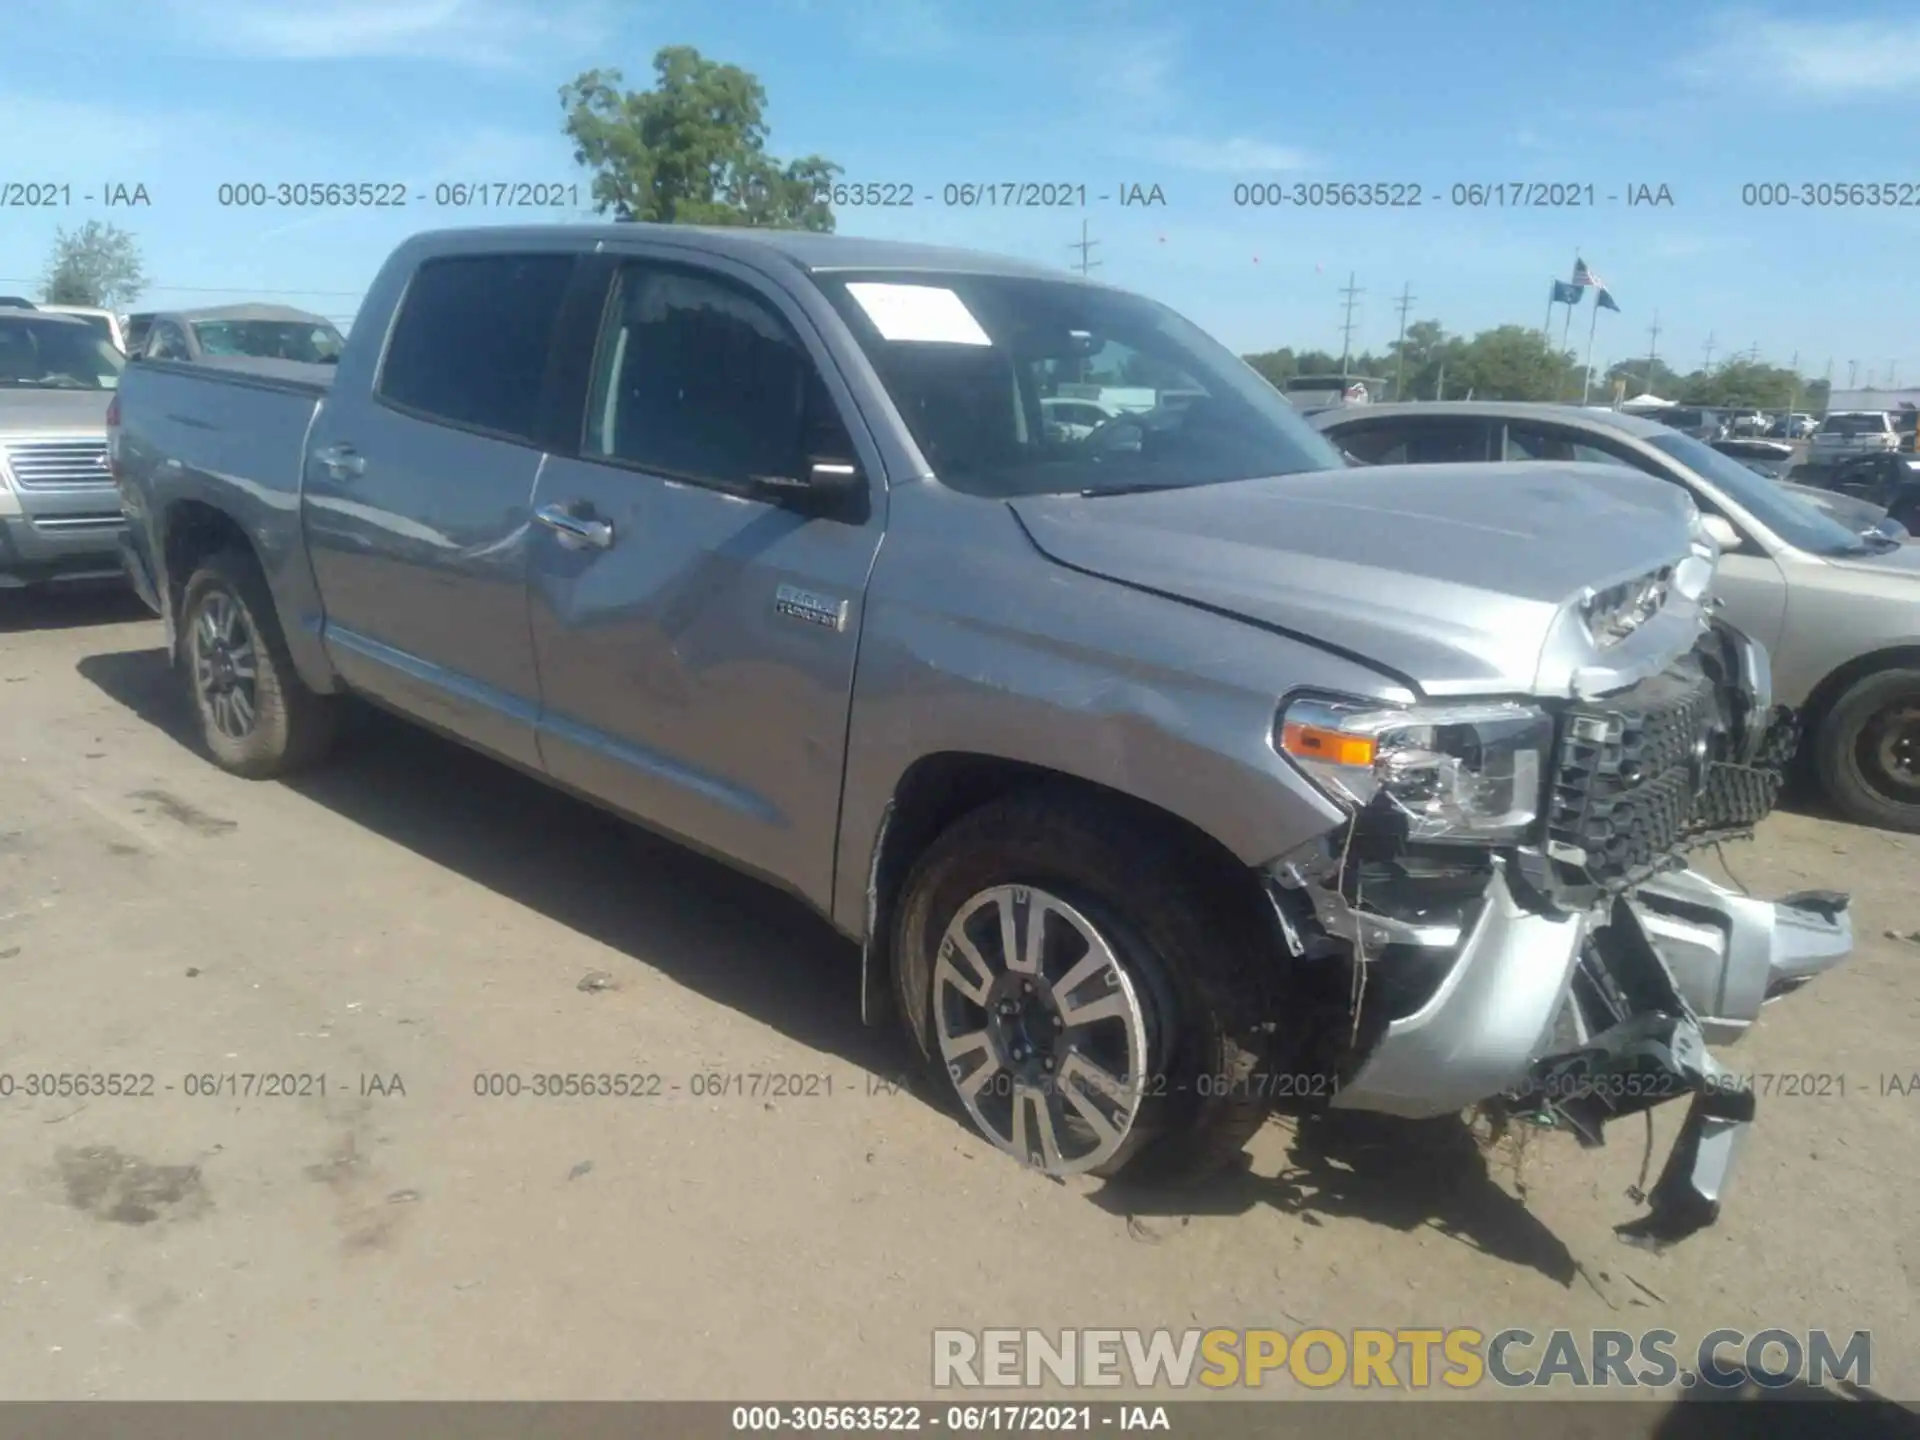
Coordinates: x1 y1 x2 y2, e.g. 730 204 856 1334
179 548 339 778
1813 666 1920 833
892 791 1275 1186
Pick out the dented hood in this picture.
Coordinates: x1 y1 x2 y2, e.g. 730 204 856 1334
1009 461 1701 696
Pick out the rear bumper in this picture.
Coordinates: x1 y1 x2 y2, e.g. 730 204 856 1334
0 512 127 588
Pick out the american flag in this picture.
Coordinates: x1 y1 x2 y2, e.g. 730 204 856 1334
1572 257 1601 287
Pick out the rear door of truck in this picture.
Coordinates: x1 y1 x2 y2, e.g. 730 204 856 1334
299 250 576 771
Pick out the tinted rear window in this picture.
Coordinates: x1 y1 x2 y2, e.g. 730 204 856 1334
376 253 575 443
1820 413 1891 434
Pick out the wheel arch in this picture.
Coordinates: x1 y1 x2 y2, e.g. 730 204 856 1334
857 750 1277 1033
1800 644 1920 732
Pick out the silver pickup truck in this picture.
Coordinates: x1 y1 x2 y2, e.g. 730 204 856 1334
111 225 1853 1242
1 309 127 589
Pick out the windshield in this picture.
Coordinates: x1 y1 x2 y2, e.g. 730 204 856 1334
0 315 126 390
60 313 116 346
1820 413 1890 434
813 271 1347 497
191 319 344 363
1645 432 1875 555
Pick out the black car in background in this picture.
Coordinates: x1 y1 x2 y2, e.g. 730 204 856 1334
1822 452 1920 532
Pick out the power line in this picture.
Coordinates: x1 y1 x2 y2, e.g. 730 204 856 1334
1066 219 1100 276
0 277 365 299
1337 271 1363 379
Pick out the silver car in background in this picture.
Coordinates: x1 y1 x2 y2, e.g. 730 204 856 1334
136 303 346 365
1313 401 1920 833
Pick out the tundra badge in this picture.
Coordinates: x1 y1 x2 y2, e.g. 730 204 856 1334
775 583 850 632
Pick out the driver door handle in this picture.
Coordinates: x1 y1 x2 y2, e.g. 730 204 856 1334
534 502 615 550
313 443 364 480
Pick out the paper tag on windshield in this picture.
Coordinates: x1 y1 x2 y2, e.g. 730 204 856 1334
845 283 992 346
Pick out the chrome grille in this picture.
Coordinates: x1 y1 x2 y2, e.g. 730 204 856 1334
3 438 112 490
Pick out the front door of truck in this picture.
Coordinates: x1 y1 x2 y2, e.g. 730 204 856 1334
301 251 577 770
525 252 887 913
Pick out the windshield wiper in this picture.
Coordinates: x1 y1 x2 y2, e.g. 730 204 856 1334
1078 481 1184 497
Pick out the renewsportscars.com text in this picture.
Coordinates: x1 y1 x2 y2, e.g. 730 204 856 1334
932 1327 1872 1391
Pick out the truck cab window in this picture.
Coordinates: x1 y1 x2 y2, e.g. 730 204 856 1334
376 253 574 443
583 265 846 488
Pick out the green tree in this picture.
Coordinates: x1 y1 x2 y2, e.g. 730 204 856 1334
1449 325 1577 401
1675 360 1803 409
40 221 146 308
1605 356 1683 400
1242 347 1296 388
560 48 840 229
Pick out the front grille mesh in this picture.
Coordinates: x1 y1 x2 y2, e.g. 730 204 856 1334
1544 655 1790 894
3 439 111 489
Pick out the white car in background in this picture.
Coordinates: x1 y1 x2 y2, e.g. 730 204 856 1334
39 305 127 353
1812 410 1898 459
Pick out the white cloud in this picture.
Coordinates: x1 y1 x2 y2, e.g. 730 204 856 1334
158 0 613 68
1133 136 1312 173
1686 15 1920 97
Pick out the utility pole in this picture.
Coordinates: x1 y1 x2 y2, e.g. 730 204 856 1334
1785 349 1799 424
1701 333 1717 371
1848 360 1859 388
1644 311 1662 395
1390 281 1415 400
1067 219 1101 276
1337 271 1364 379
1888 360 1899 387
1822 358 1834 418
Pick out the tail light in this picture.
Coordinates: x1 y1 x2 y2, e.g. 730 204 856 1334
106 393 120 429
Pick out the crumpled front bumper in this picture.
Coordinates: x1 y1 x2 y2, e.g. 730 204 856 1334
1327 858 1853 1243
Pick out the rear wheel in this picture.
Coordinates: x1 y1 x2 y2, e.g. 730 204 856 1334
1814 666 1920 833
892 790 1275 1186
179 548 339 778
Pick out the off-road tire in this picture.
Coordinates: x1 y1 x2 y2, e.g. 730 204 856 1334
178 548 339 779
892 787 1275 1187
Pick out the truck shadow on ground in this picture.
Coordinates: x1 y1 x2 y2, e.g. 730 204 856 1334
1099 1108 1581 1286
80 642 1699 1284
0 583 150 634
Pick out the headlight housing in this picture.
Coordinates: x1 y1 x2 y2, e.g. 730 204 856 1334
1276 696 1553 843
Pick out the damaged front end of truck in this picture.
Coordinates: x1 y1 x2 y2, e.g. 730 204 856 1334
1263 578 1853 1245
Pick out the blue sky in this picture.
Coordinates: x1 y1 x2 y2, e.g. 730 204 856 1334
3 0 1918 381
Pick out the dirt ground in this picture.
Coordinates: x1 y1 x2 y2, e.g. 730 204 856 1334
1 586 1916 1414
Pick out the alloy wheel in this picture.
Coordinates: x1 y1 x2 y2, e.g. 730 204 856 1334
932 884 1157 1175
191 589 260 741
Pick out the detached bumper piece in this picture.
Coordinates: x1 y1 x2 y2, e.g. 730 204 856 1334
1629 869 1854 1044
1518 898 1761 1247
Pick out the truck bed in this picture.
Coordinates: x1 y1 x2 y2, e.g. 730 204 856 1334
139 354 335 394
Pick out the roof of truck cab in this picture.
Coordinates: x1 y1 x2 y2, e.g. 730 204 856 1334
402 224 1083 281
1308 400 1679 439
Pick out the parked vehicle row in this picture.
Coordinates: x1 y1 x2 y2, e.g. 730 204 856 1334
109 224 1853 1242
0 308 126 590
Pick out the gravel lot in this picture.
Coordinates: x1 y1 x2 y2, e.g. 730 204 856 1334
1 587 1916 1421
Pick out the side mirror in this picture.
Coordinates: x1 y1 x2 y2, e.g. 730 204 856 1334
804 458 864 498
1701 514 1744 551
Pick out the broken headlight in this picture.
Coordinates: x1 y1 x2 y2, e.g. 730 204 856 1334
1277 697 1553 843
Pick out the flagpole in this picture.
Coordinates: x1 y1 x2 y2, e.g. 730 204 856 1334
1581 296 1601 405
1543 290 1555 344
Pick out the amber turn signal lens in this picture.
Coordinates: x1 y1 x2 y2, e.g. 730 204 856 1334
1279 721 1377 768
